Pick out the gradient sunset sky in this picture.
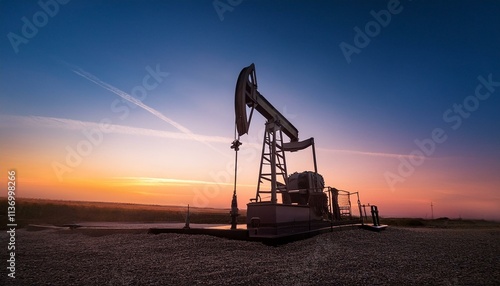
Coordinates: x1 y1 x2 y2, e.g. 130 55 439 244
1 0 499 219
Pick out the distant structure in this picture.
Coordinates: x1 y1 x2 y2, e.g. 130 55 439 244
183 205 190 229
431 202 434 219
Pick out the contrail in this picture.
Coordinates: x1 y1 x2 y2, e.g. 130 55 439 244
71 67 229 157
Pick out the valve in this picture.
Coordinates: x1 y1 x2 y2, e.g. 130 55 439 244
230 139 242 151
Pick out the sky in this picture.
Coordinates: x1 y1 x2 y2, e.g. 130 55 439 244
1 0 499 220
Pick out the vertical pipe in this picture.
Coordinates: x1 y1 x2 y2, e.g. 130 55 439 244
348 193 352 220
356 193 363 225
329 187 333 231
230 138 239 229
328 188 333 219
371 205 380 226
311 138 318 175
363 205 368 222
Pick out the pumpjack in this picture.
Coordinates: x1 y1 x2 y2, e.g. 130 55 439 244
149 64 385 243
231 64 384 237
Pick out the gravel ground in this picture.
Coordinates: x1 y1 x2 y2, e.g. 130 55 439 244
1 227 499 285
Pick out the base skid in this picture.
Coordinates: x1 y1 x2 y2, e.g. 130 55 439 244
149 203 367 245
360 224 388 232
148 222 362 246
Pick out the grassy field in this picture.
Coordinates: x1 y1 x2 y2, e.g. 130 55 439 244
0 197 247 229
380 217 500 228
1 197 498 230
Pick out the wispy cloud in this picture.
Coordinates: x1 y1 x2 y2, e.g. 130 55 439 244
70 66 228 157
317 147 426 160
0 114 231 143
109 176 254 187
1 114 422 159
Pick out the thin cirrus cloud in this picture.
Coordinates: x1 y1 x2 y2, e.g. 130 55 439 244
0 114 421 159
0 114 230 144
317 147 425 160
109 176 254 187
70 65 229 157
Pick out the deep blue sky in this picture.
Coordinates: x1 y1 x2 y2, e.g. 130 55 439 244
1 0 499 218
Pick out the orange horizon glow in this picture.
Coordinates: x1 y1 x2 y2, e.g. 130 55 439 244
5 162 499 221
2 116 499 221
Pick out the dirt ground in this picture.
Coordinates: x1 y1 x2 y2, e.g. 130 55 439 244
1 227 499 285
